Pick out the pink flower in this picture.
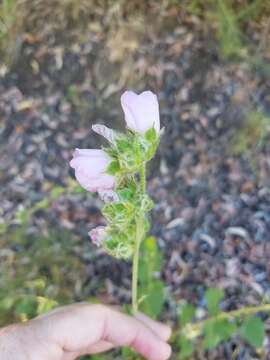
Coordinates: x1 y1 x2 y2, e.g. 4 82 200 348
88 226 106 247
121 90 160 134
70 149 115 192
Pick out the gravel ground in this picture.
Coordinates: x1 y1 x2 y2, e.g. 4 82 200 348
0 12 270 359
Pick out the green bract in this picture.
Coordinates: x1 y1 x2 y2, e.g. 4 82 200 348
104 127 160 174
99 127 160 262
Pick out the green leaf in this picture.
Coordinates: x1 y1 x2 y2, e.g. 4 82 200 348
117 187 135 202
205 288 224 315
138 237 165 319
91 355 107 360
203 319 237 350
106 160 120 175
102 202 134 227
104 230 134 259
240 316 264 348
203 321 222 349
179 336 194 359
15 296 37 319
140 280 164 318
122 347 144 359
179 303 196 326
116 138 131 152
102 146 117 158
139 194 154 212
215 319 237 341
139 237 162 282
36 297 58 315
145 127 157 142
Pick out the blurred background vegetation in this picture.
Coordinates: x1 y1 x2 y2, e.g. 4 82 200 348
0 0 270 359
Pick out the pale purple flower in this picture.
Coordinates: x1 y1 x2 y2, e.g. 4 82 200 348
70 149 115 192
88 226 106 247
121 90 160 134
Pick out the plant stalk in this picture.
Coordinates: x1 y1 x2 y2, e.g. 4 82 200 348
178 303 270 340
132 164 146 314
140 163 146 193
132 220 141 313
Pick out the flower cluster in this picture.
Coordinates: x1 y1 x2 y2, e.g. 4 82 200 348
70 90 161 259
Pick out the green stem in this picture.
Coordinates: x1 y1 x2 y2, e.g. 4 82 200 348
132 218 142 313
177 303 270 340
132 164 146 314
140 164 146 193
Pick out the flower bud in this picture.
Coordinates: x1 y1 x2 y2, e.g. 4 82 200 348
88 226 107 247
98 190 119 203
121 90 160 134
70 149 115 192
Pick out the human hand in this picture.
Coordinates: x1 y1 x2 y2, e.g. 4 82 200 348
0 303 171 360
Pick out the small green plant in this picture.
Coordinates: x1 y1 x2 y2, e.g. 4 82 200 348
70 91 161 314
177 288 269 359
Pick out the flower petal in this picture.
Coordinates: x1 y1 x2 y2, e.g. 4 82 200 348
70 148 115 192
121 90 160 133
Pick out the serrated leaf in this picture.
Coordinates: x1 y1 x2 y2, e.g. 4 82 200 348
102 202 134 226
179 336 194 359
139 237 162 282
117 188 135 202
106 160 120 175
205 288 224 315
102 146 117 159
179 303 196 326
140 280 164 318
145 127 157 142
203 319 237 350
139 194 154 212
138 237 165 318
116 138 131 152
215 319 237 341
203 321 221 349
240 316 264 348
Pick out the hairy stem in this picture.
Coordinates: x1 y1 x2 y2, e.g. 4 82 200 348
140 163 146 193
132 218 142 313
179 303 270 339
132 164 146 314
